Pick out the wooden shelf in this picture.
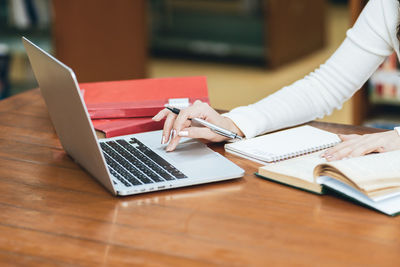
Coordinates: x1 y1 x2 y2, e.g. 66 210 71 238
52 0 148 83
349 0 368 125
264 0 325 68
349 0 400 126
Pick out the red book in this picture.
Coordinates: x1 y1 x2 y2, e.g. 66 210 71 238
80 76 209 119
377 83 383 96
92 117 165 138
379 53 398 70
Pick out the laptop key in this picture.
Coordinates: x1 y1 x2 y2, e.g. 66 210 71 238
129 138 188 179
114 164 143 186
103 154 141 186
105 142 155 184
104 142 154 184
118 139 177 181
109 168 131 187
101 143 151 185
107 141 165 183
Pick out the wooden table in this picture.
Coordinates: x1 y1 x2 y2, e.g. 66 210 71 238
0 89 398 266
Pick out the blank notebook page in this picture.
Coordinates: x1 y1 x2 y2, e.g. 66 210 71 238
225 125 341 162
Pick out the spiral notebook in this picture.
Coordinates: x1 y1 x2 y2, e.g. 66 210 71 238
224 125 341 164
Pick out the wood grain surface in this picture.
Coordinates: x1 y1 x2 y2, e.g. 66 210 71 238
0 89 398 267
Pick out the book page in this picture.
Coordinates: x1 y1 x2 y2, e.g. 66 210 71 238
318 177 400 216
260 151 327 183
319 150 400 191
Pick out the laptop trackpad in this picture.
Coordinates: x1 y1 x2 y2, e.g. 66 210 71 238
151 140 220 174
157 141 217 161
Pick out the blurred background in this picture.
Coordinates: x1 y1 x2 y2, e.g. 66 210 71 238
0 0 398 129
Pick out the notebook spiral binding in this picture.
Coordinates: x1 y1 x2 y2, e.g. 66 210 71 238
270 141 340 162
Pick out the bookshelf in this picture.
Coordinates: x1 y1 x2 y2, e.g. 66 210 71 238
1 0 148 97
264 0 325 68
150 0 326 68
350 0 400 128
0 0 52 98
350 0 368 125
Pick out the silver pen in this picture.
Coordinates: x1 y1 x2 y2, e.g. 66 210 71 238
166 107 243 140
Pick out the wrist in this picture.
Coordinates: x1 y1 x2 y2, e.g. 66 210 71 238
222 117 244 137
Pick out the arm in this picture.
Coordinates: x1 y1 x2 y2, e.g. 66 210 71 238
154 0 399 153
223 0 396 138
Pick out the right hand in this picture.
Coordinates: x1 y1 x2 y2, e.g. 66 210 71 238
152 100 244 151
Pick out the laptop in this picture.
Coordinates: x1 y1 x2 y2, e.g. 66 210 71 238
22 37 244 196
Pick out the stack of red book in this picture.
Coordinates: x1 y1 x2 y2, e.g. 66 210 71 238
80 76 209 137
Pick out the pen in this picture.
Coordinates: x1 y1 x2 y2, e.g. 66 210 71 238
166 106 243 140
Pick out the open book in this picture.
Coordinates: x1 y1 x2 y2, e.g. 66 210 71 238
224 125 400 215
257 150 400 216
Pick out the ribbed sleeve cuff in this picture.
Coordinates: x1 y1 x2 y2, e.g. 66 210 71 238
221 111 259 139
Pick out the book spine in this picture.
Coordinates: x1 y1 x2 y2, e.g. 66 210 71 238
97 120 165 138
88 106 164 119
86 97 210 119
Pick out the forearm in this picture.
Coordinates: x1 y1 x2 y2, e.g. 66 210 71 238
224 38 387 138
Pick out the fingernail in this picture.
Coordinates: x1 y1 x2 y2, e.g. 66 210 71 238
166 146 173 152
178 131 188 137
329 154 338 161
161 136 167 144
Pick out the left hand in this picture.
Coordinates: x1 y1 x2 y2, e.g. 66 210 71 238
322 130 400 161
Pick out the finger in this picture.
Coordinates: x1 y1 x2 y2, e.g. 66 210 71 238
329 136 380 160
172 107 197 132
166 130 181 152
349 142 385 158
165 123 196 152
173 102 212 131
326 146 354 161
161 112 177 144
339 134 360 141
323 136 361 158
152 108 169 121
178 127 225 141
323 141 352 158
182 120 191 129
347 133 387 157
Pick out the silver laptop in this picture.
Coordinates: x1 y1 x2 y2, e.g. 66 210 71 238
23 37 244 196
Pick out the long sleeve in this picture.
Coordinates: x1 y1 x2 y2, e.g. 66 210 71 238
223 0 399 138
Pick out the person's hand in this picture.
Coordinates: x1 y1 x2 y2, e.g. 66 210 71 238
322 130 400 161
152 100 244 151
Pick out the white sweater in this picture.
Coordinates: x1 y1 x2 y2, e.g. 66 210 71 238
223 0 400 138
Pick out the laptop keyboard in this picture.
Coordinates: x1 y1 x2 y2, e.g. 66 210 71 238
100 138 187 187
